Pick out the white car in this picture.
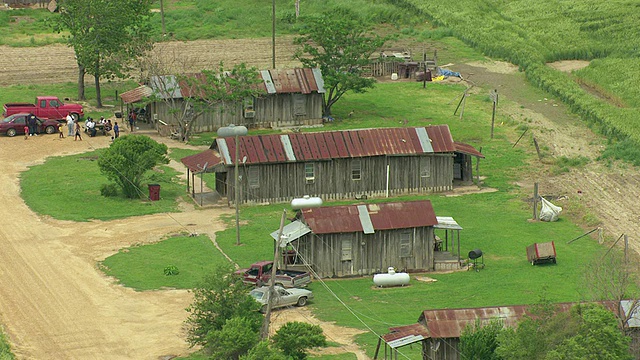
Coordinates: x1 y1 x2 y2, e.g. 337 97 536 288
250 285 313 312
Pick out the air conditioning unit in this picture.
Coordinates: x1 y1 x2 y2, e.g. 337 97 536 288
244 109 256 118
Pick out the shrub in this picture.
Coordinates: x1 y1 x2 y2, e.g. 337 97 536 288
100 183 118 197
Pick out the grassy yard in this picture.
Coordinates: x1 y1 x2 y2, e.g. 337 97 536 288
20 149 185 221
89 79 614 359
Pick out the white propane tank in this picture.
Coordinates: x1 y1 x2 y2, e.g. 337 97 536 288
373 267 410 287
391 73 399 80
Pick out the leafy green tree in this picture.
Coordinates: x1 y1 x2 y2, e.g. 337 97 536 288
184 266 262 348
272 321 327 360
97 135 169 199
545 304 633 360
294 9 386 117
459 318 503 360
205 316 261 360
240 341 288 360
54 0 153 105
496 301 579 360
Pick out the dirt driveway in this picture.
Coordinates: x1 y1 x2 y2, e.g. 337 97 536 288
1 39 639 360
0 133 236 359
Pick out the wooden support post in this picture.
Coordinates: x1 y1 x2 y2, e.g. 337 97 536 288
453 91 465 115
533 182 539 220
476 146 482 186
490 89 498 139
459 93 467 120
532 134 542 161
374 338 382 359
513 128 528 148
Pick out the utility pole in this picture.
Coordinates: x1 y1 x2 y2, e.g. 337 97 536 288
260 196 323 339
217 124 248 246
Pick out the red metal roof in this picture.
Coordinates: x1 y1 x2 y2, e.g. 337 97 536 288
214 126 468 166
419 303 580 339
120 85 153 104
147 68 323 99
300 200 438 234
180 150 221 173
381 323 430 344
454 142 485 158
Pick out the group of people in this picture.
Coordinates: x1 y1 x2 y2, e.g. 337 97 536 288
25 113 39 137
64 113 120 141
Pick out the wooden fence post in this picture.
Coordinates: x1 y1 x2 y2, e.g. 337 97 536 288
533 182 539 220
490 89 498 139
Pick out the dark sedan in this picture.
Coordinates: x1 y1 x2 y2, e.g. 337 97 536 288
0 113 59 137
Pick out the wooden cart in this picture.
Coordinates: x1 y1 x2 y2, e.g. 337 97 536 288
526 241 557 265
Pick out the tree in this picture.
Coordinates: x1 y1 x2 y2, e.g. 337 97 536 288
581 249 640 333
148 61 264 142
97 135 169 199
272 321 327 360
294 9 386 117
545 304 633 360
205 316 261 360
184 266 262 348
459 318 503 360
240 341 288 360
54 0 153 106
496 301 578 360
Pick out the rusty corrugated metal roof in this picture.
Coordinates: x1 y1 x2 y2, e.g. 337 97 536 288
120 85 153 104
214 126 464 166
382 301 634 349
420 303 580 339
301 200 438 234
454 142 485 158
147 68 324 98
180 150 221 173
381 323 430 348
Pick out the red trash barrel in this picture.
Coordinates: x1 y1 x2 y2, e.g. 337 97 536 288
148 184 161 201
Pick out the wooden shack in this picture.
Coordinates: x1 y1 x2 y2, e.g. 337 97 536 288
206 125 484 205
290 200 439 278
132 68 325 133
378 301 640 360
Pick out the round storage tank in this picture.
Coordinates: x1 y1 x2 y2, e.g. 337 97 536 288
373 267 410 287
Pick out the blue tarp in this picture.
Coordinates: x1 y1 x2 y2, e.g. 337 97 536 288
437 67 462 78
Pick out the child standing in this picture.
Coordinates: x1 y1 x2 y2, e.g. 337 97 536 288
24 125 29 140
114 122 120 139
74 120 82 141
58 123 64 138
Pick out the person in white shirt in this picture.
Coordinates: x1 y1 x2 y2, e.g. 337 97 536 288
66 113 74 137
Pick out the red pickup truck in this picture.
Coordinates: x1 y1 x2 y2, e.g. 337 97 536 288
237 260 312 288
3 96 84 121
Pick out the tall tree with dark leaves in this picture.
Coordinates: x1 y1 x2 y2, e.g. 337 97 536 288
294 9 386 117
53 0 153 106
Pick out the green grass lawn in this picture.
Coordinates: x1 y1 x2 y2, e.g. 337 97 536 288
20 149 184 221
100 234 229 290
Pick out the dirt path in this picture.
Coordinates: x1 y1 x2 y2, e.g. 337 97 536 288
0 133 235 359
454 60 640 253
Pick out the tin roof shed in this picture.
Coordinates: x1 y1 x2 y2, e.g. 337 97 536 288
300 200 438 235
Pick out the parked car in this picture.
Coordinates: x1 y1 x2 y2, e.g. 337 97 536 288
1 113 59 137
237 260 312 288
249 286 313 313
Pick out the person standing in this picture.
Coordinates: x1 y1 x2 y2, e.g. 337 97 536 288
66 113 74 137
24 125 29 140
74 120 82 141
113 121 120 139
27 113 38 136
128 110 135 132
58 123 64 139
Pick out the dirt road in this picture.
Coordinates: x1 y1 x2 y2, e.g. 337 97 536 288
0 133 235 359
